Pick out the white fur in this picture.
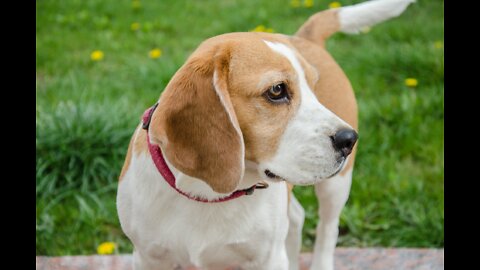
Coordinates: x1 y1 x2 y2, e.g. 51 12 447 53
117 150 290 269
260 41 352 185
310 168 353 270
286 195 305 270
338 0 415 34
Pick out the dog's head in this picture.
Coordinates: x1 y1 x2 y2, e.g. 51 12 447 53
149 32 357 193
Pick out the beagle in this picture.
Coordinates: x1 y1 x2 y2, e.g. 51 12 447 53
117 0 414 269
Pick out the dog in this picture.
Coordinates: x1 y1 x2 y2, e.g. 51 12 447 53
117 0 414 269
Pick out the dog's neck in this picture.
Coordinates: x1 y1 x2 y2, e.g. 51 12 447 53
161 153 262 201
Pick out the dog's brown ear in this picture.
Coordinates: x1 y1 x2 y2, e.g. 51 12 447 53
149 45 244 194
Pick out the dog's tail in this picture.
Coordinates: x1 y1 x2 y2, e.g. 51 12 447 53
295 0 415 46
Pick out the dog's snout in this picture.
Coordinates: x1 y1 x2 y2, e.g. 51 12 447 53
331 129 358 157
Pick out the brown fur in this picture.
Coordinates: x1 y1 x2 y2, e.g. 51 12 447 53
119 125 149 182
119 130 135 181
134 127 149 154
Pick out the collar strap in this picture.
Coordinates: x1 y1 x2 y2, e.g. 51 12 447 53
141 103 268 203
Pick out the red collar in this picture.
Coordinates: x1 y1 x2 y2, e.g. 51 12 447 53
141 103 268 203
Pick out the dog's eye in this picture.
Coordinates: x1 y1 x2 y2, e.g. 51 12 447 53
264 83 289 104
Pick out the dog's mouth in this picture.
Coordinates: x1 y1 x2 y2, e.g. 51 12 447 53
323 157 347 179
264 169 286 181
264 158 346 184
325 163 343 179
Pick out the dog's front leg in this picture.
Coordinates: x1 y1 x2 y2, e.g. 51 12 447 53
286 194 305 270
310 169 353 270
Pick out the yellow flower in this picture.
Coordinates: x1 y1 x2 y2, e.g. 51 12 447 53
329 1 342 9
90 50 104 61
290 0 301 8
131 22 140 31
251 25 274 33
132 0 142 10
304 0 314 8
149 48 162 59
97 242 116 255
434 40 443 49
405 78 418 88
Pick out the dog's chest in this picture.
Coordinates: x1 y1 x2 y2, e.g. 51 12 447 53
117 153 289 268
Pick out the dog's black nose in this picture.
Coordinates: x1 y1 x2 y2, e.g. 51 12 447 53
331 129 358 157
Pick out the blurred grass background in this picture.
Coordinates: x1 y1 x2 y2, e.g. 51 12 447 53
36 0 444 255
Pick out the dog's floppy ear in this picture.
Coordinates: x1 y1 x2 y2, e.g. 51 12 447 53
149 44 244 194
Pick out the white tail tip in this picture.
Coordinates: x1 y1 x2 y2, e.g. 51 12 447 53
338 0 415 34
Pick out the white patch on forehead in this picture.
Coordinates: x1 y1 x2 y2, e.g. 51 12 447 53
263 41 306 83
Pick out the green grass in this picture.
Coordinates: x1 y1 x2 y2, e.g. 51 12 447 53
36 0 444 255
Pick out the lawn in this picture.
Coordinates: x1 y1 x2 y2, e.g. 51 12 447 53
36 0 444 255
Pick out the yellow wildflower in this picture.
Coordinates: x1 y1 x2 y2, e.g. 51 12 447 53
304 0 314 8
329 1 342 9
251 25 274 33
149 48 162 59
131 22 140 31
290 0 301 8
434 40 443 49
97 242 116 255
132 0 142 10
90 50 104 61
405 78 418 88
